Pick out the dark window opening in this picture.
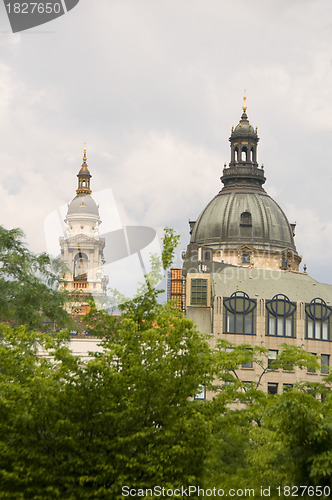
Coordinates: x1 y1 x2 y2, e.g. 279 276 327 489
241 253 251 264
74 252 88 282
240 211 252 226
268 383 278 395
321 354 330 375
281 257 288 269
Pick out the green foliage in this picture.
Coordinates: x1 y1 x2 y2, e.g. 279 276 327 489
1 225 332 497
0 226 71 330
204 342 332 497
161 227 180 271
0 227 214 498
0 306 213 498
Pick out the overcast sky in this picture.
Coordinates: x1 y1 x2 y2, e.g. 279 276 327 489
0 0 332 284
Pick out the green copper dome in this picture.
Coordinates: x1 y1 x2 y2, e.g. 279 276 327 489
190 190 296 252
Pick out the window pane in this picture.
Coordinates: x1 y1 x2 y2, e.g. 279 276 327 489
194 385 206 400
322 321 329 341
307 319 314 339
268 383 278 394
285 318 292 337
191 279 208 305
269 316 276 335
227 313 235 333
235 315 243 333
321 354 329 374
277 317 283 336
268 350 278 369
316 322 322 340
244 314 253 334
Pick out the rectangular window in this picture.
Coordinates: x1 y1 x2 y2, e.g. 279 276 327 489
283 384 293 392
269 317 276 335
227 313 235 333
242 349 253 369
322 323 329 341
285 317 293 337
268 350 278 369
268 382 278 395
244 314 252 333
321 354 330 375
242 381 252 393
191 279 208 306
194 385 206 400
241 254 250 264
307 353 316 373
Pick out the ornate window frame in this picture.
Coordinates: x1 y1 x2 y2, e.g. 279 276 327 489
266 294 296 337
223 291 256 335
305 297 331 341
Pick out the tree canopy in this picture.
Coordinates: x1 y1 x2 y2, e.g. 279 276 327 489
0 225 71 330
0 226 332 498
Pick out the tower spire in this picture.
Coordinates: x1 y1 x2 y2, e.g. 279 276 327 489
242 88 247 112
83 142 87 163
76 144 92 195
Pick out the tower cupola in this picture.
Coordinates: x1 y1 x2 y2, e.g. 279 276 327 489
76 147 92 195
221 93 265 190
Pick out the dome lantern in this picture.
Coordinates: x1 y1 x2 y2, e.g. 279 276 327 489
76 146 92 195
222 93 265 190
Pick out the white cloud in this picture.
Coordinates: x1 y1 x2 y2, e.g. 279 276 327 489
0 0 332 284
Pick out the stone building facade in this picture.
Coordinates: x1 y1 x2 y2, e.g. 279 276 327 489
179 97 332 397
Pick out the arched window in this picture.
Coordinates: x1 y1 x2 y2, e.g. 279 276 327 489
250 147 255 162
240 211 252 226
204 249 213 261
234 148 238 162
74 252 88 281
266 294 296 337
306 298 331 341
241 147 247 161
224 291 256 335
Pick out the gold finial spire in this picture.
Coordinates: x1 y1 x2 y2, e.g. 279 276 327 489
242 89 247 111
83 142 87 163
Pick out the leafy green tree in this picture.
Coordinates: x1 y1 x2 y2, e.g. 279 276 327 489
204 341 324 496
0 228 215 499
0 226 71 330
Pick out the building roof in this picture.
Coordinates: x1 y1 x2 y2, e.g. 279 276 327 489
211 265 332 304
